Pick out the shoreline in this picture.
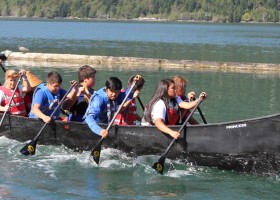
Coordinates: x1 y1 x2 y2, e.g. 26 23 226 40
1 16 279 24
3 51 280 74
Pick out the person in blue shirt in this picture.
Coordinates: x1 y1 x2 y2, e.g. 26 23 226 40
29 71 78 123
84 76 140 138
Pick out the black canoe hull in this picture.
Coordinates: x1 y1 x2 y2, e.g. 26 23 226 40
1 113 280 175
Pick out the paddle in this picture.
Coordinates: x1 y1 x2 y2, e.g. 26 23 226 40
0 62 6 73
0 52 7 62
90 76 140 164
193 97 207 124
19 83 75 156
0 62 6 85
0 75 23 127
152 98 203 175
137 97 145 111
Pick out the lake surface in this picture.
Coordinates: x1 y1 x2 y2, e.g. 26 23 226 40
0 19 280 64
1 20 280 199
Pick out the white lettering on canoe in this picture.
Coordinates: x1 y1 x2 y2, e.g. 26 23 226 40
226 123 247 129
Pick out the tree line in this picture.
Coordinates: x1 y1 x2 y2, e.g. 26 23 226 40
0 0 279 23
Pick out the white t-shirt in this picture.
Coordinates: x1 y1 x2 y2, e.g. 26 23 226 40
0 85 25 104
151 99 166 123
142 99 167 126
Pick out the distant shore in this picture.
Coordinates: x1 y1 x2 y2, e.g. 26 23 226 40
3 51 280 74
1 16 279 24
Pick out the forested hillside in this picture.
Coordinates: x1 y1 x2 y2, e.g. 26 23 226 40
0 0 279 22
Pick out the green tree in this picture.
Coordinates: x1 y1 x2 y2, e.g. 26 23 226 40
0 0 279 22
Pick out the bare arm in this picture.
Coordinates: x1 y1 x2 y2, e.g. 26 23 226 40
31 104 51 123
61 81 79 110
179 92 207 111
178 99 200 109
20 70 31 93
154 118 180 139
119 90 140 112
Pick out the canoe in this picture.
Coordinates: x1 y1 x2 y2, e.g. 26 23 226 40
0 113 280 176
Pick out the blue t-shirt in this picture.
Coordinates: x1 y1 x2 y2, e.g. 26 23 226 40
176 95 189 104
29 85 66 119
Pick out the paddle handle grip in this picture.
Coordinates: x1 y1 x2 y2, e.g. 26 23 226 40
193 97 207 124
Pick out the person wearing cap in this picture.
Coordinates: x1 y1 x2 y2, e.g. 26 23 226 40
62 65 96 122
24 70 43 113
0 69 31 116
29 71 78 123
84 77 140 137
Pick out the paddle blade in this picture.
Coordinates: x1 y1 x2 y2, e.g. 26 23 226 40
90 141 102 164
20 139 38 156
152 156 166 175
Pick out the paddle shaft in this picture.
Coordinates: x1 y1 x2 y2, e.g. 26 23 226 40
0 63 6 73
193 97 207 124
0 63 6 86
103 79 138 137
137 97 145 111
161 98 203 158
0 76 22 126
90 78 139 162
32 84 75 141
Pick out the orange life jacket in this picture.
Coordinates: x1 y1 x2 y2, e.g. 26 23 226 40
0 86 27 116
114 98 137 125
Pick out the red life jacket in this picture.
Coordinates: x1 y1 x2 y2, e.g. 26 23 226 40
166 99 179 125
0 86 27 116
114 98 137 125
24 92 32 113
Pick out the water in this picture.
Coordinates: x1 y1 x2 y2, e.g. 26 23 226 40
1 20 280 199
1 136 280 199
0 19 280 63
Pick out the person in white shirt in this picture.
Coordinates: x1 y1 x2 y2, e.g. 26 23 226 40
142 78 206 139
142 79 181 139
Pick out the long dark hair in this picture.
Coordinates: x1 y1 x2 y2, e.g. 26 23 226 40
143 79 174 124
